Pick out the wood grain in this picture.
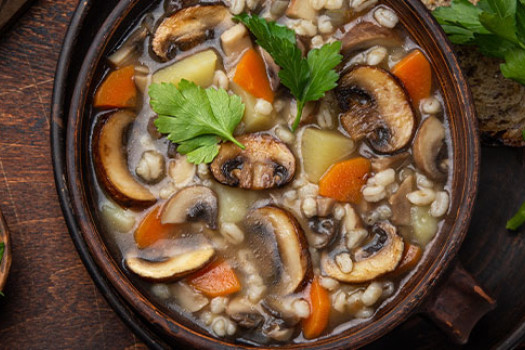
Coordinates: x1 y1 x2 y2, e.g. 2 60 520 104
0 0 143 348
0 0 524 349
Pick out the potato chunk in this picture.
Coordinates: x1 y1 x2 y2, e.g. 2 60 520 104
301 128 355 183
152 49 218 87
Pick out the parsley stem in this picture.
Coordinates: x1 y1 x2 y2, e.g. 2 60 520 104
507 201 525 231
226 136 246 150
291 101 304 132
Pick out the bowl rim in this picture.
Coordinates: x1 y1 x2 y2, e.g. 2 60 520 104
58 0 480 348
0 210 12 293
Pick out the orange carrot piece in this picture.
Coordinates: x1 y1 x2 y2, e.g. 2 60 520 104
186 259 241 297
391 49 432 104
390 243 423 277
318 157 371 203
303 277 331 339
233 48 274 103
94 65 137 109
134 206 176 249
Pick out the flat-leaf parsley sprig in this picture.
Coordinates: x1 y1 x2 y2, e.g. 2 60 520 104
235 14 343 131
150 80 245 165
433 0 525 85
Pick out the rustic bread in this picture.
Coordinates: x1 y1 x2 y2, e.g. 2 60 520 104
420 0 525 146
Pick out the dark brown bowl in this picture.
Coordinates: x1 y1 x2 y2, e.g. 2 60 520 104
0 210 12 294
62 0 482 348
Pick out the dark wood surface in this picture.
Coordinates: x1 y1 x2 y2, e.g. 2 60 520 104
0 0 524 349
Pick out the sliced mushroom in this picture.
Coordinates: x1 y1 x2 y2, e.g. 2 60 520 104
93 110 156 208
389 174 415 226
226 297 264 328
341 21 402 55
210 134 296 190
322 222 404 283
308 216 339 249
262 319 295 342
371 152 410 172
245 206 312 295
413 116 447 181
152 5 233 61
125 245 215 282
336 65 416 153
161 186 218 229
258 47 280 91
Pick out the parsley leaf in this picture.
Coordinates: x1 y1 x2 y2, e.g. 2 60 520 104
506 130 525 230
433 0 525 85
150 80 245 164
235 14 342 131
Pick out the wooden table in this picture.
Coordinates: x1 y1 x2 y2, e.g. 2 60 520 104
1 0 525 349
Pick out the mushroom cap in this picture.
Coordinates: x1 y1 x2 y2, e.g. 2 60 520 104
210 134 296 190
161 185 218 229
92 110 157 208
321 222 404 283
152 5 233 61
125 245 215 283
413 116 447 181
245 206 312 295
336 65 416 154
341 21 403 55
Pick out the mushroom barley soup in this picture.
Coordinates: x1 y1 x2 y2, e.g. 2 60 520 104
91 0 451 344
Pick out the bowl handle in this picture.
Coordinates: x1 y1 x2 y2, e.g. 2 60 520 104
421 262 496 344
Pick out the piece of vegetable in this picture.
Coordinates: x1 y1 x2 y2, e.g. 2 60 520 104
233 48 275 102
93 110 157 208
152 50 218 87
161 186 218 229
301 128 356 183
126 245 216 282
234 14 342 131
337 65 416 154
433 0 525 85
391 49 432 104
214 184 259 223
245 206 312 295
210 134 296 190
318 157 371 203
507 130 525 230
230 82 277 132
507 200 525 230
94 65 137 109
322 222 404 283
302 277 330 339
150 80 245 164
389 242 423 277
186 259 241 297
134 206 176 248
410 206 438 246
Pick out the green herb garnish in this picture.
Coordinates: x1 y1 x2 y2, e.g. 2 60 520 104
234 14 343 131
506 130 525 230
150 80 245 164
433 0 525 85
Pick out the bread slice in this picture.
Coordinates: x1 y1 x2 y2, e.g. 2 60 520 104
420 0 525 146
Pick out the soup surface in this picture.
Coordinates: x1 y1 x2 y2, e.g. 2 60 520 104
90 0 452 345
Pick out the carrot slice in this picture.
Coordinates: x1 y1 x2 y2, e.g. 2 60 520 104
390 243 423 277
319 157 371 203
94 65 137 109
391 49 432 104
233 48 274 103
302 277 331 339
134 206 176 249
186 259 241 297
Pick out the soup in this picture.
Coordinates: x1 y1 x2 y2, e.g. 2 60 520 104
90 0 451 345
